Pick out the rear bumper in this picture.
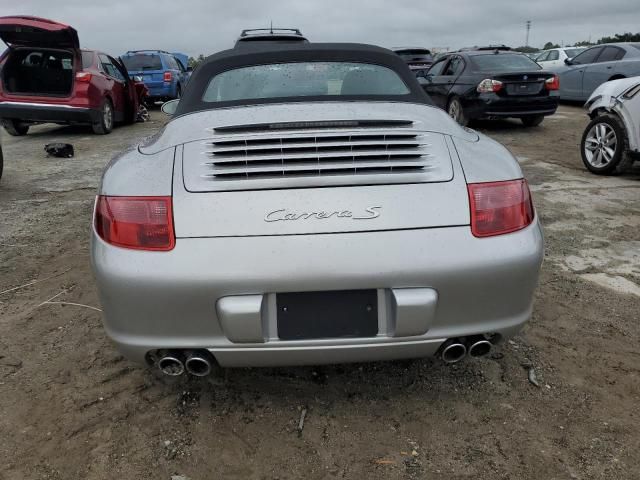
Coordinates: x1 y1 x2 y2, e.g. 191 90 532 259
91 220 544 367
146 83 174 100
0 101 100 124
465 94 559 119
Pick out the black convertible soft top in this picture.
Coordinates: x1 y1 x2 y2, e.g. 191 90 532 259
175 43 432 115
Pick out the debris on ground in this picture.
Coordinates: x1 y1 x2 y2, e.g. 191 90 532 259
297 407 307 436
524 364 541 388
44 143 74 158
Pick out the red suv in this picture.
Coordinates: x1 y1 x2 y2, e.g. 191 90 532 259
0 16 140 135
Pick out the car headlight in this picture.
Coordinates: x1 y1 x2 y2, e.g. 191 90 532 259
584 95 601 110
622 84 640 99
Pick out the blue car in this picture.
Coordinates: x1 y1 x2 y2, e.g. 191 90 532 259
121 50 191 102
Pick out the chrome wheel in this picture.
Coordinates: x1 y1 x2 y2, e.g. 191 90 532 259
448 100 461 123
584 122 617 168
137 105 150 122
103 101 113 131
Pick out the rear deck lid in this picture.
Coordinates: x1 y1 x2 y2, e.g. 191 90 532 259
0 16 79 49
168 102 472 237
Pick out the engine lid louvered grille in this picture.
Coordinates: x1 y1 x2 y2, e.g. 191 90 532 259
182 124 454 192
207 132 428 177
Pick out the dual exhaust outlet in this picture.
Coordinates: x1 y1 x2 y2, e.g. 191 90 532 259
157 338 492 373
157 349 214 377
441 336 493 364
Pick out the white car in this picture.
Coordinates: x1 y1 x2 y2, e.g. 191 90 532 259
581 76 640 174
536 47 586 69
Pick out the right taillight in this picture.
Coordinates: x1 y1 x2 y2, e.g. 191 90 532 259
163 71 172 82
468 179 534 237
545 74 559 90
94 196 175 251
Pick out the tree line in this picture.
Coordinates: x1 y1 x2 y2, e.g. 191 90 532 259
541 32 640 50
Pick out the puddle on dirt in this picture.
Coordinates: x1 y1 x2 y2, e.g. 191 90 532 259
579 273 640 297
559 241 640 297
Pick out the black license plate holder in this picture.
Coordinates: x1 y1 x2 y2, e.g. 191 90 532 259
507 82 542 95
277 290 378 341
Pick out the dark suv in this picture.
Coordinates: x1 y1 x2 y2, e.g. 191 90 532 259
393 47 434 77
235 28 308 48
420 47 559 126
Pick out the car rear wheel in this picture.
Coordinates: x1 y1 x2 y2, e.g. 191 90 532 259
581 114 631 175
447 97 468 126
3 119 30 136
521 115 544 127
92 98 114 135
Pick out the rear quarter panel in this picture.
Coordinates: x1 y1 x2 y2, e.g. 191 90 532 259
452 132 523 183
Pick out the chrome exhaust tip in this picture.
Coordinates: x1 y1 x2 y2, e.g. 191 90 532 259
441 341 467 364
185 351 213 377
158 355 185 376
468 339 492 358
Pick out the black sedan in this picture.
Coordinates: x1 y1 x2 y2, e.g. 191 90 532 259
419 48 559 126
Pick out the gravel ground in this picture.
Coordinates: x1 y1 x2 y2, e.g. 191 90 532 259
0 105 638 480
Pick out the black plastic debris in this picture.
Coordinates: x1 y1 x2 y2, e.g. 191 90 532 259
44 143 74 158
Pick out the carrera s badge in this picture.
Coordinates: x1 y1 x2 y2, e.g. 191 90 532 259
265 206 381 222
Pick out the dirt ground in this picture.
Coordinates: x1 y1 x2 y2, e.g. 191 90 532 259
0 105 639 480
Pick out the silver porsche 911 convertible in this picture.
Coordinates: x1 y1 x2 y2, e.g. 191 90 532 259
91 43 543 377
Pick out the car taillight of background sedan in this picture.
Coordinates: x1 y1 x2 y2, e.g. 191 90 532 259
477 78 503 93
545 75 560 91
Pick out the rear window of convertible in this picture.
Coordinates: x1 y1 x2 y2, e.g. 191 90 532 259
201 62 411 102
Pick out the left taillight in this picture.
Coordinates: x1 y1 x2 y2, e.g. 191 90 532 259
477 78 503 93
467 179 534 238
545 74 559 91
75 71 92 82
94 196 175 251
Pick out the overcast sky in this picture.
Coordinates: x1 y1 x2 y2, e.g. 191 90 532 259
5 0 640 57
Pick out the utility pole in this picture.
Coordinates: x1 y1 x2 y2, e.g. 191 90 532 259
525 20 532 47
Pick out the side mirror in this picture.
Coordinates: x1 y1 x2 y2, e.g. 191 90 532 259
564 58 573 65
187 66 193 72
417 76 429 86
161 99 180 116
133 75 143 82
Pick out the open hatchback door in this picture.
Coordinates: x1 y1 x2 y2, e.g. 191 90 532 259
0 16 79 49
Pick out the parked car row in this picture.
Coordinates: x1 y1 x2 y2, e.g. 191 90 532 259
0 16 190 136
